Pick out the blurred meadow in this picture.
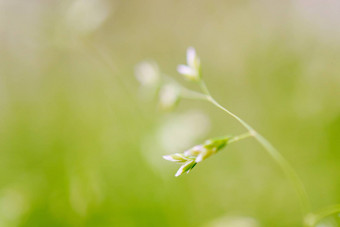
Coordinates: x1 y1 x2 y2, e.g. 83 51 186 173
0 0 340 226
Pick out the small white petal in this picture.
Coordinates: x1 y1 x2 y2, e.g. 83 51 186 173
183 150 191 156
175 161 194 177
177 65 195 76
177 65 199 81
195 153 203 163
196 149 210 163
175 164 186 177
159 84 179 110
173 153 187 160
187 47 196 68
192 145 205 151
163 155 177 162
135 61 160 86
184 145 205 156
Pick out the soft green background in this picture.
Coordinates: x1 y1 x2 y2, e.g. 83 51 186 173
0 0 340 226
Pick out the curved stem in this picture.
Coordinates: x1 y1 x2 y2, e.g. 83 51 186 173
199 81 310 216
229 132 252 144
162 74 208 101
180 87 209 100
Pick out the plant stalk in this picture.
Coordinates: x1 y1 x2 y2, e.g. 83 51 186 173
199 80 311 217
228 132 252 144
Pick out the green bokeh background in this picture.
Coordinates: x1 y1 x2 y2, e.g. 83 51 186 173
0 0 340 226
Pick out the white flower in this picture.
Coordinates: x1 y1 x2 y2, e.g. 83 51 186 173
177 47 201 81
66 0 111 34
159 111 210 154
206 215 260 227
159 84 180 110
135 61 160 87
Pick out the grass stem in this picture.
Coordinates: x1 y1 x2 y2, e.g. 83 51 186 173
199 80 311 217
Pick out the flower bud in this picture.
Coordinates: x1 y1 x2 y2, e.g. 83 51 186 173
196 137 230 162
177 47 201 81
187 47 200 72
175 160 196 177
163 136 230 176
184 145 206 156
163 153 189 163
195 149 210 163
204 137 229 151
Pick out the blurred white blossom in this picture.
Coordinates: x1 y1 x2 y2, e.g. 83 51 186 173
134 61 162 100
177 47 201 81
159 84 180 110
205 216 260 227
135 61 160 87
140 111 210 176
66 0 111 34
158 111 210 154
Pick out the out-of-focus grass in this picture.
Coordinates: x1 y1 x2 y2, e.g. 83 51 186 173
0 0 340 226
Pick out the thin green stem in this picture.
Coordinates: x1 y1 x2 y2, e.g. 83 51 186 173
162 74 208 101
229 132 252 144
180 87 209 100
199 80 310 216
199 82 254 132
